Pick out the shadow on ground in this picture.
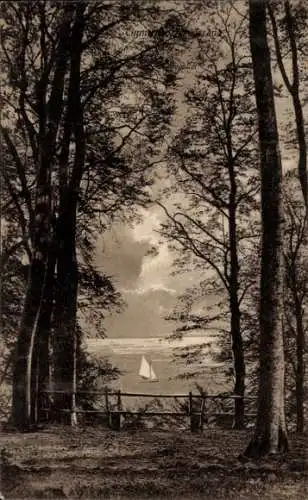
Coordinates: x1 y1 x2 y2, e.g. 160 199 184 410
0 426 307 499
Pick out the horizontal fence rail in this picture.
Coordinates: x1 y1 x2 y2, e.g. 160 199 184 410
42 389 256 399
41 389 257 431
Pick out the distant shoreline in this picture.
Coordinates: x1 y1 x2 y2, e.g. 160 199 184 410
85 334 221 355
86 332 220 341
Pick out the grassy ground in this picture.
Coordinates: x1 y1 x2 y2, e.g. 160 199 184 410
0 425 307 499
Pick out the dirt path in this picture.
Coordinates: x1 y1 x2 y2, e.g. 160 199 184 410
0 426 307 499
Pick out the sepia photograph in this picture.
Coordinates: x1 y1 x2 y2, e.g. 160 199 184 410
0 0 307 498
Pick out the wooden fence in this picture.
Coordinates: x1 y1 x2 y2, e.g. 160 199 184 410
42 389 257 431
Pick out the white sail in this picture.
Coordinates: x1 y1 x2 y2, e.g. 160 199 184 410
138 356 158 381
139 356 151 379
149 364 158 381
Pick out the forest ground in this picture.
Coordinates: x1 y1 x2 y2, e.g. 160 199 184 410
0 425 307 499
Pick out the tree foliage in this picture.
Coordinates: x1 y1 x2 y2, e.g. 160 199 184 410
0 0 193 429
158 0 259 429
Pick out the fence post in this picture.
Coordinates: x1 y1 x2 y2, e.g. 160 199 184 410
108 390 122 430
189 391 195 432
117 390 122 430
200 396 206 431
71 330 78 427
190 392 201 432
105 388 111 428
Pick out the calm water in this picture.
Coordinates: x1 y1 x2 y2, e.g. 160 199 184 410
85 335 229 395
85 335 220 355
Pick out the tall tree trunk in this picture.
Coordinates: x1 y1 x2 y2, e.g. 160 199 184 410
53 209 79 421
283 0 306 434
53 4 85 423
223 55 246 429
11 8 72 430
229 200 245 429
244 0 288 458
269 0 307 434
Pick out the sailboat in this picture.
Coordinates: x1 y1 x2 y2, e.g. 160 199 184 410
138 356 158 382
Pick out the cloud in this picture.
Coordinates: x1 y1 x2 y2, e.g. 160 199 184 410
93 208 179 338
137 243 174 290
129 205 180 296
103 287 177 338
92 201 220 339
131 208 162 243
94 225 151 288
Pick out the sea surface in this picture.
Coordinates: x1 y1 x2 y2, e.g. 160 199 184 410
85 335 230 396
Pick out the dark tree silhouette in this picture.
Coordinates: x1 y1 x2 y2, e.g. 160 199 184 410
244 0 288 458
0 1 194 429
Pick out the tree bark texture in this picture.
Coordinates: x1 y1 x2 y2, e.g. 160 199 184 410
244 0 288 458
229 199 245 429
268 0 307 435
52 5 85 420
11 7 73 430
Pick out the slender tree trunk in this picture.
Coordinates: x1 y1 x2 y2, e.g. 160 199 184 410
284 0 307 431
31 250 56 424
222 50 246 429
292 91 307 208
268 0 307 207
284 1 307 207
283 255 305 433
11 263 46 430
244 0 288 458
293 286 305 433
295 340 305 434
229 200 245 429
